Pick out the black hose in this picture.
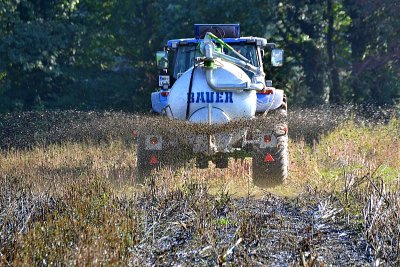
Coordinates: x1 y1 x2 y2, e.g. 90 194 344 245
185 49 197 120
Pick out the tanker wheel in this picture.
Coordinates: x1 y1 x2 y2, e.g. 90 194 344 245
136 136 160 184
252 106 288 188
214 153 229 169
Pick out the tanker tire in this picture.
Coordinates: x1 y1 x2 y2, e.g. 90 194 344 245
214 153 229 169
136 136 159 184
196 156 209 169
252 106 288 188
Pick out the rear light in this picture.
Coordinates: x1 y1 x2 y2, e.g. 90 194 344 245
150 136 158 145
264 153 274 162
259 89 274 95
264 134 272 143
161 91 169 97
149 155 158 164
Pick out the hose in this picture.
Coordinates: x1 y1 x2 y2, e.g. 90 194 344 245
185 47 197 120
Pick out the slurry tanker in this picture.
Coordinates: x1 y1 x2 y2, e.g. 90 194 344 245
137 24 288 187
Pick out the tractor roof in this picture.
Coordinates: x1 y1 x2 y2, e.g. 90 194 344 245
166 37 268 49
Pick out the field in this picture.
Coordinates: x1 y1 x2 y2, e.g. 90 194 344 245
0 108 399 266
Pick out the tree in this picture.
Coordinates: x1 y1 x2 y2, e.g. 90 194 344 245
343 0 400 104
272 0 328 105
326 0 341 103
0 0 81 110
0 0 398 112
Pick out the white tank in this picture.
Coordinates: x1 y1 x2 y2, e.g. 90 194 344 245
167 61 257 124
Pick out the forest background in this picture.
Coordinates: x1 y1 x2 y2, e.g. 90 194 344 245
0 0 399 112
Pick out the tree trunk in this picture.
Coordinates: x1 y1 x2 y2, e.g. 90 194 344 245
327 0 341 104
344 0 369 102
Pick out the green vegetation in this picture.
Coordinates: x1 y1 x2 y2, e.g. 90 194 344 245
290 119 400 190
0 0 399 112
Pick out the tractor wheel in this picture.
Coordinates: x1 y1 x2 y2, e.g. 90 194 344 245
252 106 288 188
136 136 159 184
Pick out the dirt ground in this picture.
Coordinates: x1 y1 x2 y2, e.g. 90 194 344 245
130 187 370 266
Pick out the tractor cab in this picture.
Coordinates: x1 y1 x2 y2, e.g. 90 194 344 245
156 24 278 87
168 38 265 81
153 24 283 114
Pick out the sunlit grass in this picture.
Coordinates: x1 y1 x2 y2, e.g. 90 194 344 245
288 118 399 193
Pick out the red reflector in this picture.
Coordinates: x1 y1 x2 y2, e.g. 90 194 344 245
259 89 274 95
150 136 158 145
264 135 272 143
161 91 169 97
149 155 158 164
264 153 274 162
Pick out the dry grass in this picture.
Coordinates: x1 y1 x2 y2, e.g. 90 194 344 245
0 110 399 265
289 119 400 191
288 118 400 265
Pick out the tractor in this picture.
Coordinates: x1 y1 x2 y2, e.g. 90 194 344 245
137 24 288 187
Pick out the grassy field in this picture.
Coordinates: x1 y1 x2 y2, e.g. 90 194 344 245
0 110 399 266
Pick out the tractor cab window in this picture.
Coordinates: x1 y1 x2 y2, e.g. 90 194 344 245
173 44 197 79
227 44 259 66
227 44 259 78
172 43 260 80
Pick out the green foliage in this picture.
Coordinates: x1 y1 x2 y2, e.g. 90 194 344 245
288 117 400 204
0 0 399 112
0 0 81 111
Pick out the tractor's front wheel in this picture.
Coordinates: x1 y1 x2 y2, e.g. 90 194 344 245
252 107 288 188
